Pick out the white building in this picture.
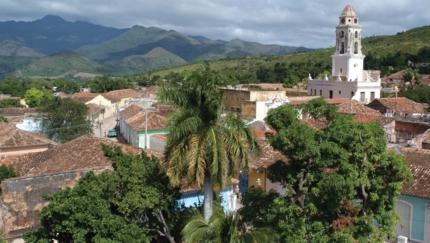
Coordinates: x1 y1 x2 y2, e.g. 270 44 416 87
307 5 381 104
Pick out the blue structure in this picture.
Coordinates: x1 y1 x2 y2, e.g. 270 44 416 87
396 195 430 242
179 186 233 212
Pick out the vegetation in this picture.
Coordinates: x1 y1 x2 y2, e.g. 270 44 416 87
239 98 412 242
399 85 430 104
39 97 92 143
158 62 260 221
88 75 135 93
53 79 81 94
0 165 20 195
23 144 187 243
182 201 278 243
24 88 53 108
0 98 23 108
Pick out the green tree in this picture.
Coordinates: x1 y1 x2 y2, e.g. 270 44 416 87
182 200 278 243
0 116 7 123
39 98 92 143
240 98 412 242
53 79 80 94
158 62 259 221
23 145 185 243
0 164 19 195
24 88 49 108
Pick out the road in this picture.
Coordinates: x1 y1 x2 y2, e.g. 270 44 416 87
92 115 120 142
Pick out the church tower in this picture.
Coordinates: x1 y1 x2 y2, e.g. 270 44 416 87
332 5 364 82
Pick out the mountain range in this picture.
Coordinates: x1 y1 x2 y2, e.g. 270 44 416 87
0 15 312 78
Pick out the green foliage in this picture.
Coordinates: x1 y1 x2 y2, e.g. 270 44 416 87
23 145 185 243
39 97 92 143
182 201 278 243
89 75 135 93
240 98 413 242
24 88 53 108
402 71 413 82
0 164 19 195
53 79 81 94
399 85 430 104
159 62 260 221
0 98 23 108
0 116 7 123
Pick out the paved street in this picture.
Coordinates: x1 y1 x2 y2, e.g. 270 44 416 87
92 115 120 142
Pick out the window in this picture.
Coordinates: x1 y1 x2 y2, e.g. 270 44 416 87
319 90 322 96
340 31 344 38
339 91 341 94
354 42 358 54
355 31 358 38
329 90 333 99
354 18 358 24
340 68 343 73
351 92 354 97
341 18 345 24
340 42 345 54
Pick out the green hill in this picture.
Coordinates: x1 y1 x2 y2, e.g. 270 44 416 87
15 50 115 77
105 47 188 74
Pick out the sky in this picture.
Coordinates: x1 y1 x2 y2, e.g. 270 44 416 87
0 0 428 49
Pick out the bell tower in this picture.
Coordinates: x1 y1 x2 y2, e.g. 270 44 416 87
332 5 365 82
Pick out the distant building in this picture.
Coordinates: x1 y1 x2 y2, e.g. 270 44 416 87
307 5 381 104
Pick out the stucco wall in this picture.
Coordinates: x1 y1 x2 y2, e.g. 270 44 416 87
397 195 430 242
0 167 112 240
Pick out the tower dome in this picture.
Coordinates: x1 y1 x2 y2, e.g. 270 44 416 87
341 5 357 17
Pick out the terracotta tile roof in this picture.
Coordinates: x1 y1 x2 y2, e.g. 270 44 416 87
353 116 395 125
397 147 430 199
302 118 329 130
324 98 351 105
0 108 36 115
248 136 288 169
102 89 140 102
337 100 383 117
367 98 428 115
125 111 167 131
86 103 105 116
4 116 25 123
0 122 58 148
70 93 99 103
0 135 163 177
119 104 142 119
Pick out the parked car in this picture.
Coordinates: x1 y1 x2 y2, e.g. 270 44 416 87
107 129 117 137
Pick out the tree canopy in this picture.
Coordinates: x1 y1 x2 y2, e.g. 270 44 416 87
39 97 92 143
158 62 260 221
239 98 412 243
23 144 186 243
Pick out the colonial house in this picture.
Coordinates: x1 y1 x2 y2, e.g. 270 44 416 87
394 147 430 243
367 97 428 118
0 122 58 156
101 89 141 112
123 109 168 149
307 5 381 104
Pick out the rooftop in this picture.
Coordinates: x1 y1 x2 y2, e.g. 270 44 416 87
341 5 357 17
70 93 99 103
337 100 383 117
120 104 143 119
0 135 162 177
0 122 58 149
102 89 141 102
367 97 428 115
125 111 167 131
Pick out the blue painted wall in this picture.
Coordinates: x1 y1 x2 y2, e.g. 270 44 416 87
179 186 233 211
398 195 430 242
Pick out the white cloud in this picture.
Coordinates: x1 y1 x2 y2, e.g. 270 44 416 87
0 0 428 48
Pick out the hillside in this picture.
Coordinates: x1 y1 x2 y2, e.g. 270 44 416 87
0 15 127 54
104 47 188 75
15 50 115 77
150 25 430 81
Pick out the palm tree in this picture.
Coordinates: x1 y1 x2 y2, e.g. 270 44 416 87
181 201 278 243
158 62 259 221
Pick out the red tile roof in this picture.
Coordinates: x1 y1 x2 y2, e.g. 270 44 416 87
70 93 99 103
0 108 36 115
324 98 351 105
0 122 58 148
397 147 430 199
125 111 167 131
337 100 382 117
368 98 428 115
120 104 142 119
0 135 162 177
102 89 140 102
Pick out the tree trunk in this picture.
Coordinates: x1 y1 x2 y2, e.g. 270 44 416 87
203 175 213 222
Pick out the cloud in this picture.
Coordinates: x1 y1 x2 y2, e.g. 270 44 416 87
0 0 428 48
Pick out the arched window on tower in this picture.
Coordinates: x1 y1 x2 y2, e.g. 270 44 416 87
354 42 358 54
355 31 358 38
340 31 344 38
340 42 345 54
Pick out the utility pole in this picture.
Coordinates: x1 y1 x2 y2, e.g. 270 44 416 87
99 122 103 138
